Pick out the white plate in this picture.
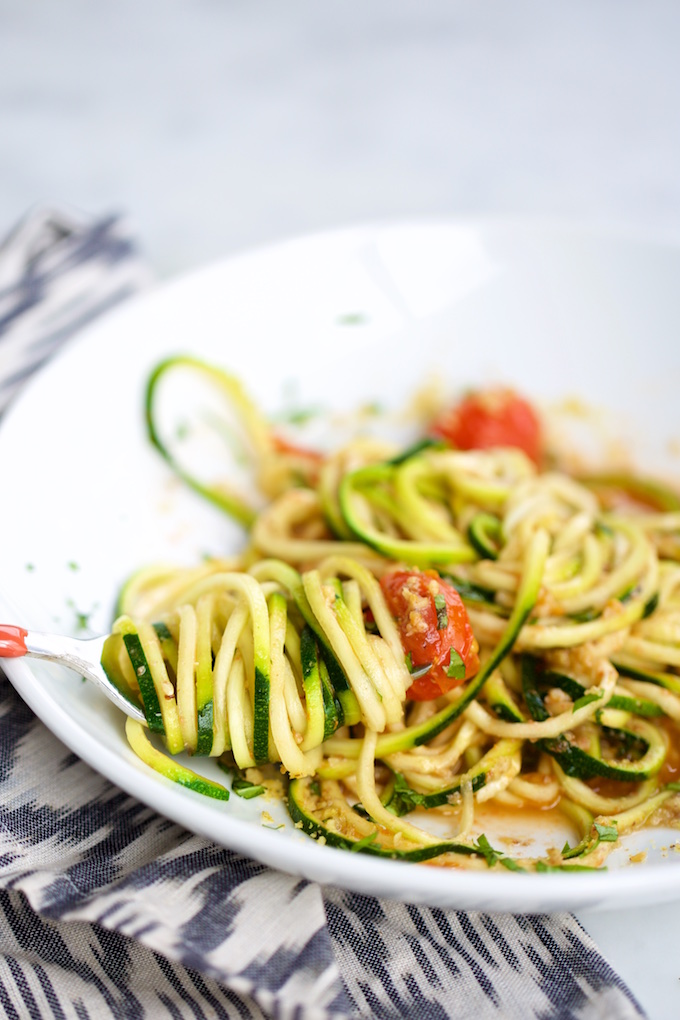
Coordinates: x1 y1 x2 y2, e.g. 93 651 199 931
1 219 680 914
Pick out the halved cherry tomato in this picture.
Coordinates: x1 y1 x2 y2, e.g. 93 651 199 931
380 569 479 701
431 389 543 466
271 433 324 463
271 433 324 485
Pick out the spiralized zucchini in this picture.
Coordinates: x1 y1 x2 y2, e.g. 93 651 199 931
102 356 680 872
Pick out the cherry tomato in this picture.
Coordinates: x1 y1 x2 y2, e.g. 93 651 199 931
271 433 323 463
431 389 543 466
380 569 479 701
271 433 324 485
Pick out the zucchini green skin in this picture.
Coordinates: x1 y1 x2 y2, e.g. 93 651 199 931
145 355 258 528
300 626 341 743
125 719 229 800
253 665 271 765
444 575 509 618
99 634 148 719
251 559 361 726
121 633 165 734
366 529 548 759
384 771 487 816
467 513 503 560
382 740 520 815
612 659 680 698
291 568 360 727
193 618 214 757
287 778 482 861
539 727 665 782
196 702 214 756
339 462 477 567
580 472 680 511
386 437 446 467
485 674 524 723
318 645 358 728
541 669 664 719
521 657 667 782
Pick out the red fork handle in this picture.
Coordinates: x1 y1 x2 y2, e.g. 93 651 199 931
0 626 28 657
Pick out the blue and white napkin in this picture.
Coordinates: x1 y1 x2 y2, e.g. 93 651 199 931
0 207 646 1020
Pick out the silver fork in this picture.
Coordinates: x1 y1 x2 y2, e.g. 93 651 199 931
0 625 145 723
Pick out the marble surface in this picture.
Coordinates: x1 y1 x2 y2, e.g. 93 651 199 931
2 2 680 1017
2 0 680 277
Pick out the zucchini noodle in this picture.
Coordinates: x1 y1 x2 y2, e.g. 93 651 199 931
101 356 680 872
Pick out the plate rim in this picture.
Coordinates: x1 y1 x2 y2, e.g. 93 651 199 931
2 215 680 913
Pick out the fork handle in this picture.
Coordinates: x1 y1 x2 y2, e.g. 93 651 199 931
0 625 28 657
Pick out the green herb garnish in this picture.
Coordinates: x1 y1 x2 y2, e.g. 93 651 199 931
232 777 266 800
446 649 466 680
572 692 602 713
350 830 379 852
406 652 432 679
434 594 448 630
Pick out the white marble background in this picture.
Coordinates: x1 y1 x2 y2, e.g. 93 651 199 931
2 0 680 275
1 1 680 1017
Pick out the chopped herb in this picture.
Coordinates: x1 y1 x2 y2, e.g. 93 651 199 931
388 438 444 466
472 833 503 868
68 561 79 572
446 649 466 680
443 575 496 604
562 820 618 860
642 593 660 619
25 563 35 572
535 861 603 873
232 777 266 800
262 822 285 831
405 653 432 680
593 822 618 842
666 782 680 792
216 762 267 800
274 407 320 425
561 838 586 860
434 594 448 630
572 692 602 712
309 779 321 797
65 597 94 632
349 830 378 852
352 802 371 819
385 773 427 816
569 608 600 623
499 856 526 872
336 312 368 326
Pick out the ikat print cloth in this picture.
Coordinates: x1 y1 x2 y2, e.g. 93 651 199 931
0 207 647 1020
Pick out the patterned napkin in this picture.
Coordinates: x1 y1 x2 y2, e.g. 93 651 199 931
0 207 646 1020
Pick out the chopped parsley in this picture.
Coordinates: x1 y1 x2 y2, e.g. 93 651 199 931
350 830 378 852
434 593 448 630
405 652 432 679
336 312 368 326
572 692 602 713
446 649 466 680
231 776 266 800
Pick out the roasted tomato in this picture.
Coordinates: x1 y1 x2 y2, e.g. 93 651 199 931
431 388 543 466
380 569 480 701
271 433 323 463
